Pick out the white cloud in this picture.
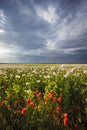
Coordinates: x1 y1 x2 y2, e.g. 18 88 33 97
36 7 87 44
46 40 57 51
56 11 87 41
0 10 6 34
0 9 6 28
24 49 44 56
0 42 19 51
0 53 19 63
0 9 6 23
0 9 12 34
36 6 58 24
64 46 86 54
57 26 68 40
0 42 22 63
0 29 5 34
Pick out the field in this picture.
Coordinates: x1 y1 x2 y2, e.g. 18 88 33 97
0 64 87 130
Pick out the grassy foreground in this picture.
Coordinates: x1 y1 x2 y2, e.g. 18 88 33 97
0 64 87 130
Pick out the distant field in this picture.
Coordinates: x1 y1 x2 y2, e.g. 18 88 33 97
0 63 87 67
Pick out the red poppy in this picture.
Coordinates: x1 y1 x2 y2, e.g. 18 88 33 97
37 92 42 98
53 97 57 103
58 97 62 103
30 102 35 108
1 101 5 106
21 108 27 114
64 117 69 127
48 91 55 99
63 113 68 118
26 98 31 104
63 113 69 127
14 110 20 114
56 106 61 112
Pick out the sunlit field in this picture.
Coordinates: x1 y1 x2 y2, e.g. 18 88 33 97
0 64 87 130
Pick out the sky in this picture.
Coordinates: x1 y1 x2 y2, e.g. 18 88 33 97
0 0 87 63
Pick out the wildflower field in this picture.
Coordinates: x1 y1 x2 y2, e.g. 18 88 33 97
0 64 87 130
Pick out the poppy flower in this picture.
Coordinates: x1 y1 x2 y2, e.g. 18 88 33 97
1 101 5 106
14 110 20 114
64 117 69 127
30 102 35 108
37 92 42 98
58 97 62 103
63 113 69 127
48 91 55 99
63 113 68 118
53 97 57 103
26 98 31 104
56 106 61 112
21 108 27 114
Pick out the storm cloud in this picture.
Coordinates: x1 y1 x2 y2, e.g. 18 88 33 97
0 0 87 63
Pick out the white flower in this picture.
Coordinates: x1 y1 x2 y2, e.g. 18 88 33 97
73 73 80 77
22 74 25 77
64 72 69 78
69 68 75 73
53 72 57 76
15 75 20 79
61 64 65 68
83 70 87 74
44 75 50 79
25 90 30 93
64 68 75 77
36 80 41 83
25 82 29 86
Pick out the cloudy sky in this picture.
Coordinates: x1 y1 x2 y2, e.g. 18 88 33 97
0 0 87 63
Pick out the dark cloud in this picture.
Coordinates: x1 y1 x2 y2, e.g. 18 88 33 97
60 31 87 49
